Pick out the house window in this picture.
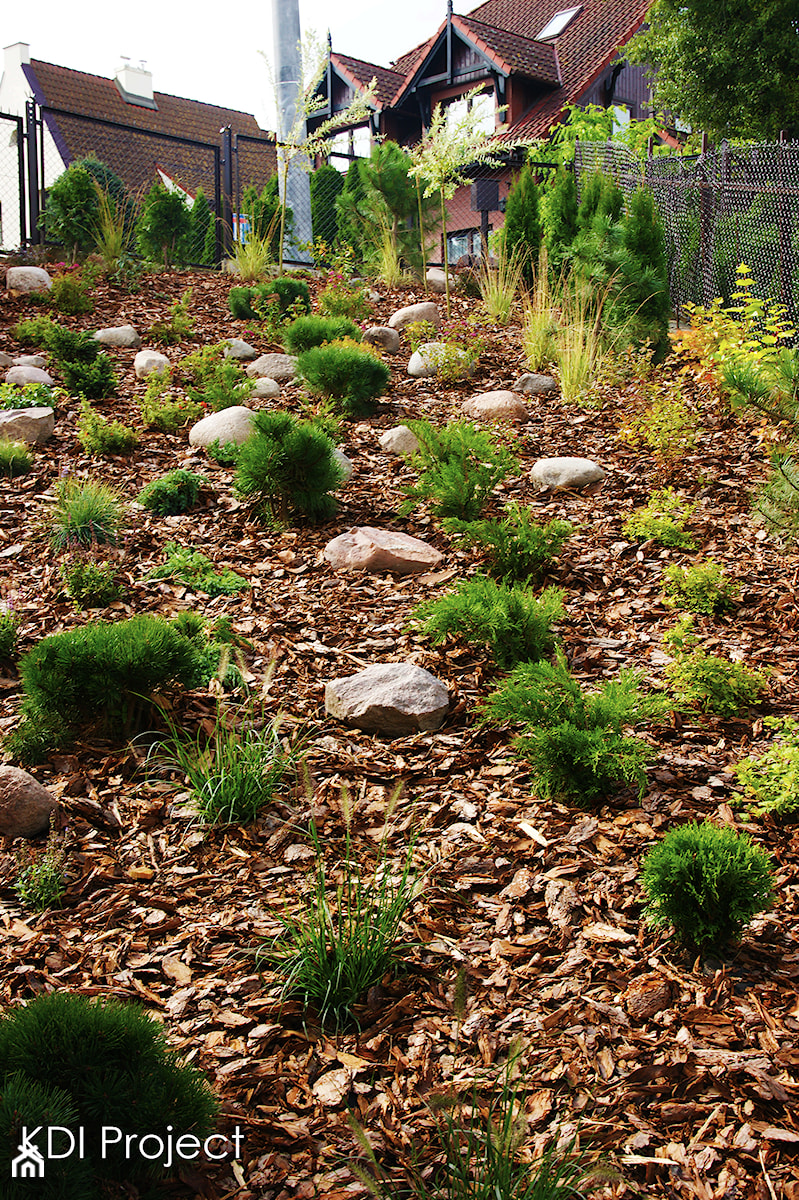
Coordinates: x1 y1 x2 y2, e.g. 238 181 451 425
446 227 485 264
445 90 495 136
329 123 371 171
536 6 582 40
611 103 631 135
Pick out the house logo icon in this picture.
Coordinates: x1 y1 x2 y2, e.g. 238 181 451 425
11 1128 45 1178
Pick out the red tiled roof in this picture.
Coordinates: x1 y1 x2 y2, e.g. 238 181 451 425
331 53 405 110
454 14 561 83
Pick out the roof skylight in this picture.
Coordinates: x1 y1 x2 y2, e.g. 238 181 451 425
536 5 582 39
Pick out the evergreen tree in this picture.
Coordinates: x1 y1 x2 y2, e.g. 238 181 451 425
41 157 133 259
501 161 541 285
612 186 671 359
310 163 344 246
242 176 286 258
541 168 578 277
186 187 213 265
136 181 192 267
335 158 368 259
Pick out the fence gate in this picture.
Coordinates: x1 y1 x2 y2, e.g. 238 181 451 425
0 111 27 250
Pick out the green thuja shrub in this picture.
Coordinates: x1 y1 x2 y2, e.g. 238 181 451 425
138 469 206 516
12 314 58 347
623 488 697 549
401 420 519 521
0 439 33 477
148 542 248 597
282 315 361 354
733 718 799 819
235 410 345 524
663 559 739 614
413 578 564 669
228 278 311 321
59 556 121 609
77 400 138 455
501 160 541 286
48 478 124 549
640 821 774 950
445 508 574 582
0 992 218 1186
481 651 668 804
298 341 390 417
46 325 117 399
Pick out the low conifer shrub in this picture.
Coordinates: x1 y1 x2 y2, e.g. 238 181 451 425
445 508 574 582
663 559 739 615
733 718 799 819
228 277 311 321
400 421 519 521
0 1072 95 1197
77 400 138 455
46 325 116 399
235 410 345 524
138 469 206 516
640 821 774 950
138 368 202 431
0 605 19 659
298 341 390 417
148 542 248 597
48 478 124 549
59 556 121 609
623 488 697 550
282 315 360 354
664 619 767 718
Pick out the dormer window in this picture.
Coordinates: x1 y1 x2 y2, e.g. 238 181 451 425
444 90 495 136
536 6 582 40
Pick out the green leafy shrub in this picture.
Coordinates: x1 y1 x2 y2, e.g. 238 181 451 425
0 438 32 477
623 488 697 549
445 508 574 582
40 157 132 259
413 578 564 669
49 268 93 315
59 555 121 609
664 624 767 717
138 469 206 515
663 559 739 614
0 605 19 659
0 992 218 1186
48 478 124 549
136 181 192 265
235 410 345 524
317 270 370 320
11 314 58 347
480 651 668 804
282 315 361 354
169 612 245 689
148 289 195 344
404 319 438 353
401 420 519 520
138 368 202 431
77 399 138 455
228 277 311 321
0 380 58 409
754 454 799 544
15 835 66 910
261 818 419 1030
733 718 799 819
640 820 774 950
148 542 248 597
297 341 390 417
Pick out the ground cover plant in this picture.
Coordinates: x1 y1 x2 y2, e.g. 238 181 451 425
401 420 519 520
0 263 797 1200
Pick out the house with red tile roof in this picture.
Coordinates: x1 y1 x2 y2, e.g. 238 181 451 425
310 0 653 261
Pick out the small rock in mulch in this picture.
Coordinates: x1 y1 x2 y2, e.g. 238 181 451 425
189 406 255 448
379 425 420 456
332 448 354 482
362 326 400 354
514 372 559 395
13 354 47 369
0 765 57 838
461 390 529 423
5 365 54 387
0 352 13 368
0 407 55 444
325 661 449 735
5 266 52 295
324 527 443 575
224 338 259 361
134 349 170 379
425 268 455 294
531 456 605 489
250 377 280 398
245 353 297 382
408 343 475 380
94 325 142 348
388 301 441 331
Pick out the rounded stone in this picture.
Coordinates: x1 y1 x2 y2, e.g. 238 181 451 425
379 425 420 456
514 372 559 395
189 406 256 449
5 365 54 387
94 325 142 348
245 353 297 382
325 661 449 735
134 349 170 379
250 376 280 398
363 326 400 354
13 354 47 369
0 406 55 444
224 338 259 361
324 527 443 575
388 301 441 332
0 765 57 838
332 447 354 482
5 266 52 295
461 390 529 423
531 457 606 489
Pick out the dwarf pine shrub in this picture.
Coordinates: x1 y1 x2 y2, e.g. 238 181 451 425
445 508 574 582
623 488 697 550
663 559 739 615
413 578 564 669
59 555 121 609
640 821 774 950
138 469 206 516
401 420 519 521
733 718 799 819
0 992 218 1186
235 410 345 524
282 314 361 354
298 341 390 417
0 1072 95 1197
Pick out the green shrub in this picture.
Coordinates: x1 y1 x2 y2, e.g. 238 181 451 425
640 820 774 950
620 385 699 458
754 454 799 544
0 992 218 1186
40 156 133 259
445 508 574 582
0 1072 96 1198
404 319 438 354
11 314 58 347
733 718 799 819
235 410 345 524
184 355 254 412
228 278 311 322
623 488 697 549
18 614 206 733
49 268 93 315
138 469 206 515
260 820 419 1030
501 160 541 286
148 289 195 344
0 438 32 477
400 420 519 520
665 643 767 719
15 836 66 910
297 341 390 417
318 272 370 320
61 353 117 399
148 542 248 597
413 578 564 669
480 651 668 804
282 315 361 354
48 478 124 549
46 323 98 364
663 559 739 614
169 612 245 689
0 605 19 659
206 438 241 466
77 399 137 455
136 181 192 266
0 381 57 410
59 556 121 609
138 369 202 431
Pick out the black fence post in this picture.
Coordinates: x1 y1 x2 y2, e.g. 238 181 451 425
220 125 233 262
25 100 40 245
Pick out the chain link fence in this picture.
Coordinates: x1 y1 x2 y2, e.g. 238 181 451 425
575 138 799 325
0 111 26 250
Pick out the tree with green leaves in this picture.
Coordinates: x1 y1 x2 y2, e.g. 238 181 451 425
186 186 214 265
541 167 578 277
501 160 541 285
42 157 132 259
136 181 192 266
625 0 799 141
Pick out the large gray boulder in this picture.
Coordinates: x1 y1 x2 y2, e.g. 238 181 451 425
325 662 449 734
531 457 605 489
5 366 54 387
189 406 255 449
0 765 56 838
94 325 142 348
379 425 420 456
514 372 559 396
363 326 400 354
388 302 441 332
5 266 52 296
246 353 297 382
324 527 443 575
134 349 170 379
461 390 529 423
0 407 55 444
13 355 48 369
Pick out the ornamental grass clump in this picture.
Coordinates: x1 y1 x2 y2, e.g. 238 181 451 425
480 651 669 805
48 477 125 549
640 821 774 950
445 508 574 583
663 559 739 615
0 438 32 478
623 488 697 550
138 469 206 516
298 341 390 417
235 410 345 524
733 718 799 819
413 578 564 669
0 992 218 1188
400 420 519 521
282 314 361 354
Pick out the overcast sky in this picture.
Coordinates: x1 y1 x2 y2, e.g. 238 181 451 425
4 0 444 129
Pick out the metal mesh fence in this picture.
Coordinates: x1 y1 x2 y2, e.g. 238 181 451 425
575 138 799 324
0 111 26 250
